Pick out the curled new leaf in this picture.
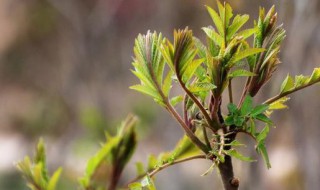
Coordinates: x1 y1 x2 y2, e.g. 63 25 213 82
131 31 173 106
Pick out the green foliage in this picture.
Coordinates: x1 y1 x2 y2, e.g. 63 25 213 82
130 32 172 107
18 1 320 190
80 115 138 190
280 68 320 94
16 139 62 190
129 176 157 190
225 96 270 127
130 1 313 176
132 133 202 179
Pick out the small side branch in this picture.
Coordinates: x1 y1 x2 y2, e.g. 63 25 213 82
125 155 208 186
264 79 320 104
228 79 233 104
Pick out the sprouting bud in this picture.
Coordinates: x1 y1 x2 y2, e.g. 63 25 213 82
265 13 278 35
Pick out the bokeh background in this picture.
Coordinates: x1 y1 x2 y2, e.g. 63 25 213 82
0 0 319 189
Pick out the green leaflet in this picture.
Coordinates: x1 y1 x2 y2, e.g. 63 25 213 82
181 59 204 83
170 134 202 160
80 115 138 189
170 95 184 107
229 140 246 147
188 82 216 93
256 142 271 169
173 29 198 83
255 113 272 124
147 154 158 171
193 37 207 60
129 182 143 190
269 97 290 110
129 176 157 190
141 176 157 190
130 85 163 103
309 68 320 83
229 48 265 65
256 125 270 143
228 69 256 78
16 140 62 190
261 46 280 69
47 168 62 190
236 28 258 39
160 40 174 71
131 31 174 107
202 27 224 48
279 68 320 95
205 5 224 36
135 162 145 176
224 3 234 26
227 15 249 40
225 149 256 162
226 96 272 128
241 96 253 116
250 104 269 117
81 137 121 187
295 75 309 87
280 74 294 93
162 70 173 97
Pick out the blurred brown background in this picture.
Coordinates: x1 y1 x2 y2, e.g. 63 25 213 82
0 0 319 189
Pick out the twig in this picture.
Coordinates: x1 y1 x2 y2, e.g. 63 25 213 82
228 79 233 104
202 125 211 149
125 155 208 186
264 79 320 104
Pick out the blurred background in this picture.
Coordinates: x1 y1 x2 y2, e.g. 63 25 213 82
0 0 319 189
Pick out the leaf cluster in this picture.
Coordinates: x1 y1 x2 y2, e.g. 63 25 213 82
16 139 62 190
80 115 138 190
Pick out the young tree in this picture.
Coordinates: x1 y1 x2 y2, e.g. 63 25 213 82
17 1 320 190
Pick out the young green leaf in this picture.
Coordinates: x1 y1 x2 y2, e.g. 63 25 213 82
181 59 204 83
255 114 272 124
250 104 269 117
280 74 294 93
141 176 157 190
135 162 145 177
269 97 290 110
256 142 271 169
202 27 224 47
309 68 320 83
236 28 258 39
256 125 270 143
224 3 234 26
225 149 256 162
229 140 246 147
241 96 253 116
129 182 143 190
170 95 184 107
205 5 224 36
227 103 238 115
227 15 249 40
130 85 162 102
162 70 173 96
47 168 62 190
147 154 158 171
188 82 216 93
228 69 256 78
230 48 265 64
193 37 207 59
